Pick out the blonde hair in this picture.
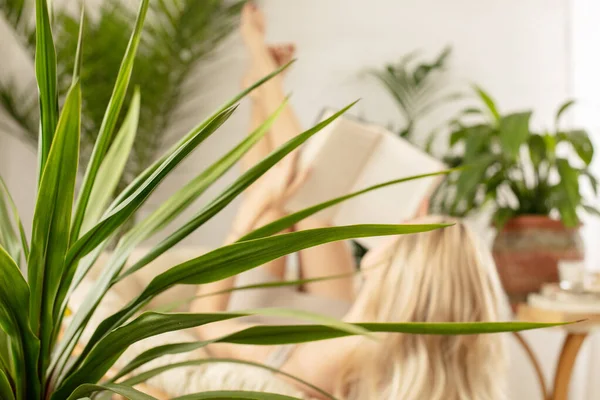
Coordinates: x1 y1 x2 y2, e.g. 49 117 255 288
335 216 509 400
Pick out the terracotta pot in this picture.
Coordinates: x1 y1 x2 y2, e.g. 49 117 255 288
492 215 584 304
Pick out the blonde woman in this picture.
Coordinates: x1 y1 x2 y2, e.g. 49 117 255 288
81 4 508 398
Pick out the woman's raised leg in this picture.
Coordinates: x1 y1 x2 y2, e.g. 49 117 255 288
295 217 356 302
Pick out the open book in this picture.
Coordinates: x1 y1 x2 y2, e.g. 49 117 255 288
285 109 446 248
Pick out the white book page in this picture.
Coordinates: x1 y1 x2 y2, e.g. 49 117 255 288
334 128 446 248
285 112 381 220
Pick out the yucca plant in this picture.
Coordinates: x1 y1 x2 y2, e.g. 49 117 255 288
0 1 563 399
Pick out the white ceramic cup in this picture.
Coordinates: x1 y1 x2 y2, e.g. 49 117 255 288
558 260 585 291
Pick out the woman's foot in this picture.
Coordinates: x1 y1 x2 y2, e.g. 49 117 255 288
242 44 296 99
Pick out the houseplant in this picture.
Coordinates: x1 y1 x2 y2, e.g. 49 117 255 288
0 1 560 398
434 87 598 303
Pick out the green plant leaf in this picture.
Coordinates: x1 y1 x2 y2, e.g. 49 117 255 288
528 134 547 168
173 392 301 400
499 111 532 159
65 383 157 400
240 170 455 242
0 176 26 266
224 321 569 343
581 169 598 195
71 6 85 84
113 318 568 386
34 0 59 175
463 125 492 162
555 158 581 227
473 85 500 123
558 130 594 166
555 99 575 129
118 358 336 400
27 81 80 375
543 133 557 161
70 0 150 242
492 207 516 229
154 269 360 313
582 204 600 217
2 178 29 262
78 89 141 237
0 247 40 399
0 368 14 400
449 127 468 147
450 155 496 214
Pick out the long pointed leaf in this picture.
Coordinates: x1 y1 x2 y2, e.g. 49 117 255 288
34 0 58 175
173 392 300 400
0 369 14 400
70 0 150 242
555 99 575 129
27 81 80 377
65 383 157 400
473 85 500 123
154 270 361 313
113 318 567 393
240 169 455 241
78 89 141 239
0 247 40 399
118 358 336 400
0 177 25 265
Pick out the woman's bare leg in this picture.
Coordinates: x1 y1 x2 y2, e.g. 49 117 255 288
241 95 272 172
241 4 302 189
295 217 356 302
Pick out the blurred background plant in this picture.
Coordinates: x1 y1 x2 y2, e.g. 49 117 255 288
0 0 243 192
431 87 598 228
369 46 463 154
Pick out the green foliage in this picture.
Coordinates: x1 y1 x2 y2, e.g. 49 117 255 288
432 88 599 227
0 1 567 398
370 46 462 151
0 0 243 190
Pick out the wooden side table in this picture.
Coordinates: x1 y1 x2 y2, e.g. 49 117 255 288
515 304 600 400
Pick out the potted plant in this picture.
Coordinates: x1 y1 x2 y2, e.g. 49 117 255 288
0 1 552 398
434 87 598 304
